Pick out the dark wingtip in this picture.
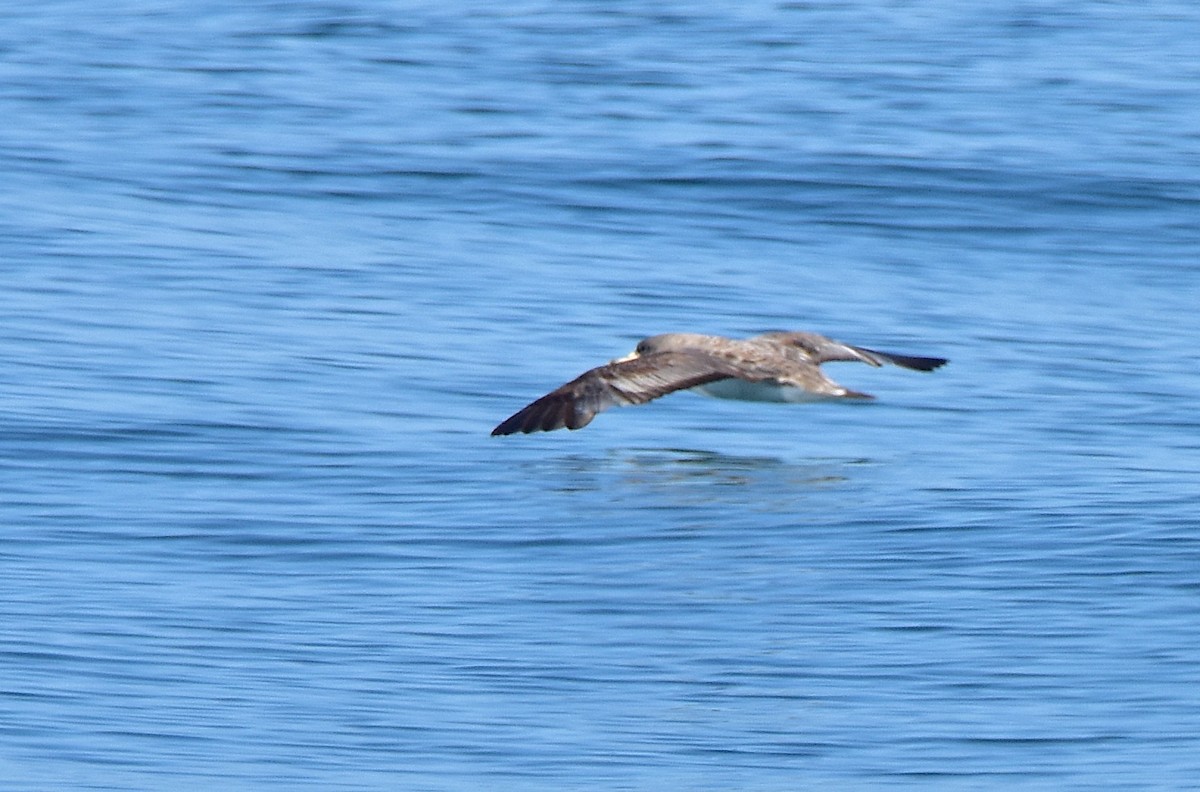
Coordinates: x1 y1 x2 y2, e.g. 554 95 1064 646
491 416 520 436
910 356 949 372
492 392 586 436
859 347 948 372
892 355 948 372
491 403 539 436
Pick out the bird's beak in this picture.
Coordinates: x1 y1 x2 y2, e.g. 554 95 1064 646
610 350 639 364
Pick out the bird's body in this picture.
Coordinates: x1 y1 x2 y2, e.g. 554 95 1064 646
692 378 837 403
491 330 947 435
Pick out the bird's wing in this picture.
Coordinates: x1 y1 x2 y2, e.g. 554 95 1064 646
492 350 742 435
757 331 948 372
850 347 948 372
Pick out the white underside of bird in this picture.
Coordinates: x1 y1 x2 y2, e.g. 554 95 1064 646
692 379 849 403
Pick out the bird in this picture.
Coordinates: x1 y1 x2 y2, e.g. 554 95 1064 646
491 330 948 435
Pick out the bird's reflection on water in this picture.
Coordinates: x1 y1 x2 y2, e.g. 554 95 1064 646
518 447 875 510
619 447 867 488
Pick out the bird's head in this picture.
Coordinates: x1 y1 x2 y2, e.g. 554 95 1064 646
610 333 707 364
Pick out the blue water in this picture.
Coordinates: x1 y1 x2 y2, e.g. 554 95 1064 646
3 1 1200 789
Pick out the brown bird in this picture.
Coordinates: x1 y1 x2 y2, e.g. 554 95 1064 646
491 331 948 435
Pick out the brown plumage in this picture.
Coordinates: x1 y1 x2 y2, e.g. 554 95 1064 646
491 331 947 435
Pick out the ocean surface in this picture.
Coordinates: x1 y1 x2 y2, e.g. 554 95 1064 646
2 1 1199 789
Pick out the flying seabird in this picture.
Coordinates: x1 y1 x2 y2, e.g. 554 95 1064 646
491 331 948 435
